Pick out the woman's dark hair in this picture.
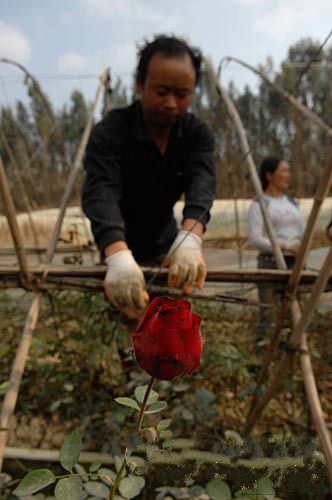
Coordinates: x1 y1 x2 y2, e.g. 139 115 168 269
259 156 282 191
136 34 202 86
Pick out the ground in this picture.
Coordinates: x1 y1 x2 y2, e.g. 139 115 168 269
1 285 332 498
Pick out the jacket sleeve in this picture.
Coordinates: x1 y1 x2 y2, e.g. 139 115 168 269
81 113 126 253
248 201 274 252
182 119 216 228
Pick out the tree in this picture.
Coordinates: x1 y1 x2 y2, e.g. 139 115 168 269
59 90 90 163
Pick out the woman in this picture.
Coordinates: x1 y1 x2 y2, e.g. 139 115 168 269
248 156 306 345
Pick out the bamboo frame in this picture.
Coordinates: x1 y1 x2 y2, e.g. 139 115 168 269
219 56 332 138
0 56 331 487
0 263 330 288
0 131 41 259
0 157 31 286
209 56 332 492
205 60 286 271
0 58 70 175
3 442 307 469
244 248 332 454
0 70 107 470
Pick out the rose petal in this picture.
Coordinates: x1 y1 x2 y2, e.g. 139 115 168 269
131 296 203 381
132 331 183 380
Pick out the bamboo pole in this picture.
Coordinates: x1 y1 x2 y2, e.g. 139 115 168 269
205 57 290 389
0 157 39 472
0 158 43 471
0 131 41 260
3 443 307 469
44 73 106 263
243 249 332 471
0 294 42 471
0 70 106 471
219 56 332 138
0 58 70 175
0 156 31 286
287 154 332 294
0 263 330 288
206 58 332 490
300 327 332 479
248 300 290 414
204 59 286 271
251 155 332 401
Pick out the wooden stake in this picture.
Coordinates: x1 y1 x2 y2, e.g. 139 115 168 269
0 293 42 471
0 156 31 287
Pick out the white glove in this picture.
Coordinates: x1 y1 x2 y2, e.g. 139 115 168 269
104 250 149 313
164 230 207 294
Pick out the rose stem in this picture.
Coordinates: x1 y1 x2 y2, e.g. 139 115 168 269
137 376 156 433
109 376 156 499
109 458 127 500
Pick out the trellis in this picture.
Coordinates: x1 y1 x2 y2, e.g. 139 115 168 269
0 57 332 495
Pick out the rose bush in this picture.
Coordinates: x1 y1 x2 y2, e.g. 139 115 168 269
131 296 203 380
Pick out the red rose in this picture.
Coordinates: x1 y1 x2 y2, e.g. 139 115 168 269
131 296 203 381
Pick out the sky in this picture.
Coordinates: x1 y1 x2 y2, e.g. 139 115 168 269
0 0 331 115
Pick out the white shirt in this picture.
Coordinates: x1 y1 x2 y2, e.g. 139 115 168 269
248 195 306 254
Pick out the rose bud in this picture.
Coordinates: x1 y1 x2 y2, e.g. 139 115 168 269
139 427 158 443
131 296 203 380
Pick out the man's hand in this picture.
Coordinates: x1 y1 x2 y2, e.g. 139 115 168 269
164 230 207 294
104 250 149 318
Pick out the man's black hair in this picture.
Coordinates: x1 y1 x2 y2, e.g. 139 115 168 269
259 156 282 191
136 34 202 85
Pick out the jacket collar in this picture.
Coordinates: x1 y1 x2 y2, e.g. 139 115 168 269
132 100 184 142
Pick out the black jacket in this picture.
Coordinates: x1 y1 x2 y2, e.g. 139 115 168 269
82 100 216 260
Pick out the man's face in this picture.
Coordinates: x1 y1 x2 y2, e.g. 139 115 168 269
137 52 196 130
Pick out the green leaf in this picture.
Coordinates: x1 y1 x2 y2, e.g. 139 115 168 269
160 430 173 440
89 461 101 473
13 469 56 496
256 476 275 498
181 408 194 420
60 431 82 472
119 475 145 499
134 385 159 405
84 480 110 498
172 381 190 392
224 430 244 446
0 472 11 488
98 467 116 485
115 397 140 411
206 479 232 500
157 419 172 431
189 485 206 496
144 401 167 414
126 455 147 471
196 388 216 405
54 475 83 499
73 463 88 481
115 455 126 474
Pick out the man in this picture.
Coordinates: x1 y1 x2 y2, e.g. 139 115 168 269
82 35 216 318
